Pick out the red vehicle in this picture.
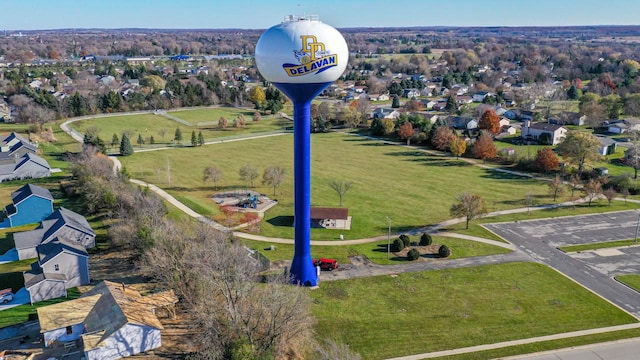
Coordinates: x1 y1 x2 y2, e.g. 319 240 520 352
314 258 338 271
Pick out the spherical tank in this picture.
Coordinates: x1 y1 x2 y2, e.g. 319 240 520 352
255 16 348 84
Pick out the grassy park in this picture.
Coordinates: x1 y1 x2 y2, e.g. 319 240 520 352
310 262 637 359
118 131 561 239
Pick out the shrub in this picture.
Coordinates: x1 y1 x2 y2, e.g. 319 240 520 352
399 234 410 247
392 239 405 252
439 245 451 258
420 233 432 246
407 248 420 261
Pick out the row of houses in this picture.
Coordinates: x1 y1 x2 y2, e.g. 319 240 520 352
0 132 51 182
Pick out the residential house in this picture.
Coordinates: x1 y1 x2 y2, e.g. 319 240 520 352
0 153 51 182
597 136 617 156
38 280 178 360
522 120 568 145
403 88 421 99
448 116 478 130
432 101 448 111
24 237 90 303
472 91 491 102
498 118 511 127
368 93 390 102
548 112 586 126
372 108 401 120
1 184 53 228
0 132 37 160
500 125 517 136
311 207 351 230
421 99 437 110
607 119 640 134
456 95 473 105
14 207 95 260
451 84 469 96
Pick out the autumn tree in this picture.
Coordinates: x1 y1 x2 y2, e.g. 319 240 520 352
472 131 497 162
556 131 602 172
583 178 602 206
328 179 353 207
252 111 262 122
603 187 617 205
449 137 466 159
548 175 565 202
534 148 559 173
239 164 259 188
261 165 286 196
432 126 456 152
478 109 500 136
203 165 223 190
399 121 415 145
248 86 266 109
218 116 228 128
450 192 488 229
382 118 395 135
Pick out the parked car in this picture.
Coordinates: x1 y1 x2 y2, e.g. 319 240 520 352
314 258 338 271
0 288 14 303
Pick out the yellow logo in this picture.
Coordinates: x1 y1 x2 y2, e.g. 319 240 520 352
283 35 338 77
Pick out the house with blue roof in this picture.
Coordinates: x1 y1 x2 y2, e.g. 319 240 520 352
1 184 53 228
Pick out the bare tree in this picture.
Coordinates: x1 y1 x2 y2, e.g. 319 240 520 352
568 174 582 198
328 179 354 207
261 165 286 196
158 128 167 143
316 339 362 360
239 164 259 188
548 175 565 202
203 165 223 190
450 192 488 229
583 178 602 206
603 187 617 205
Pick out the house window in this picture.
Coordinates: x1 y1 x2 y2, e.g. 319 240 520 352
66 326 72 335
54 264 59 271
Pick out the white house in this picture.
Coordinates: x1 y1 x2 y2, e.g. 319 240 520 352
522 120 568 145
472 91 491 102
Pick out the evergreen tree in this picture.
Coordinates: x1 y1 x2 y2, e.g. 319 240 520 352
198 131 205 146
191 130 197 146
120 134 134 156
150 136 155 145
137 134 145 145
111 133 119 147
445 95 458 114
391 95 400 108
174 127 183 141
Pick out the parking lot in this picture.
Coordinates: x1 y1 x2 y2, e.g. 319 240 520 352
485 210 640 317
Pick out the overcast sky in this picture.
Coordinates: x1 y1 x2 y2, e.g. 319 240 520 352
4 0 640 30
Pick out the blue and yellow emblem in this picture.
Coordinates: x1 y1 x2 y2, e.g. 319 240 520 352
283 35 339 77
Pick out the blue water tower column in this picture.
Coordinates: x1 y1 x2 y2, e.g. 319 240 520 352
255 16 348 286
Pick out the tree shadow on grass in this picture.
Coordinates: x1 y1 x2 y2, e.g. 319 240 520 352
411 157 473 167
480 169 533 180
266 216 294 227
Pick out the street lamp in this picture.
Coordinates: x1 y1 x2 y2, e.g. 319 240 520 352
386 216 392 260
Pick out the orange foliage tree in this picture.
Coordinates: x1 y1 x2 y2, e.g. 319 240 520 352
472 131 497 162
534 148 559 173
399 121 415 145
432 127 456 152
478 109 501 136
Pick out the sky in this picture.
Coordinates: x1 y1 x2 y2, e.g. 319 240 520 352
3 0 640 31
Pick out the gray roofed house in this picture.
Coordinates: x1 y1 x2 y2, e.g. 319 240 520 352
0 132 37 162
14 207 95 260
24 237 90 304
0 153 51 182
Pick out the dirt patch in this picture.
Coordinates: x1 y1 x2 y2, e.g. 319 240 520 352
88 248 146 284
394 244 443 261
348 255 372 266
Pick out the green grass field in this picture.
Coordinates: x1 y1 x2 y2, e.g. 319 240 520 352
118 132 560 239
615 274 640 291
310 262 637 360
241 235 511 265
560 239 640 253
0 288 81 328
69 111 291 148
168 108 256 125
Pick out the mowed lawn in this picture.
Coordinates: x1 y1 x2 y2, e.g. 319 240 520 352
311 262 638 360
119 132 553 239
168 108 256 125
70 111 291 148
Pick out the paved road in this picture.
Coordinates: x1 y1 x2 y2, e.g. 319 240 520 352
503 337 640 360
485 211 640 318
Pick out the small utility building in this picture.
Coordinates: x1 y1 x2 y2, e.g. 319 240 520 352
310 207 351 230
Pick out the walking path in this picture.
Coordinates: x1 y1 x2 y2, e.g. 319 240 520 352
59 111 640 360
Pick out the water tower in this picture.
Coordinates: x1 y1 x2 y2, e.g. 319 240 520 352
255 15 348 286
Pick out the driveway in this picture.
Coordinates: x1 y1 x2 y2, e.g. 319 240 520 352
485 210 640 318
0 287 30 311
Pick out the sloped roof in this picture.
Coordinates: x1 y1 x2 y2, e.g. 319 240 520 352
13 224 49 250
24 268 67 289
42 207 94 241
311 207 349 220
11 184 53 204
528 123 565 132
80 281 178 349
37 294 102 332
36 237 88 264
17 153 50 171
